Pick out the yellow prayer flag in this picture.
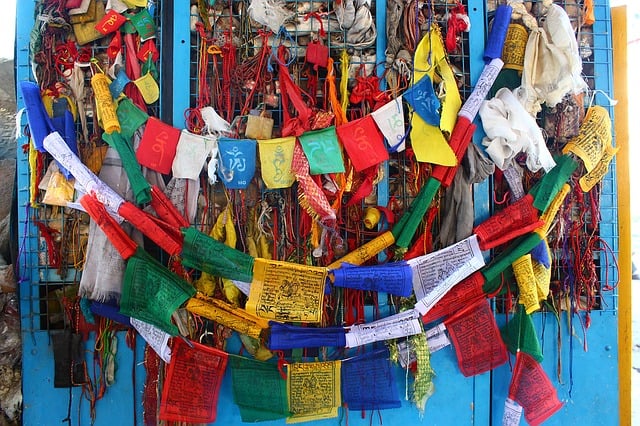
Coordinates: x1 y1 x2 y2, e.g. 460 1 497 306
185 293 269 340
258 136 296 189
536 184 570 238
513 254 540 314
246 258 327 323
287 361 341 424
562 106 612 172
579 143 619 192
134 73 160 104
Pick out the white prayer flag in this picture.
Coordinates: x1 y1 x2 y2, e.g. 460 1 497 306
371 96 406 152
409 235 485 315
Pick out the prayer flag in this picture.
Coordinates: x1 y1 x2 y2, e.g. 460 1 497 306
337 115 388 172
136 117 181 174
287 361 341 423
371 96 406 152
508 352 563 426
217 137 256 189
230 356 290 422
298 126 345 174
267 322 346 350
341 349 401 411
120 248 195 336
445 299 508 376
159 337 228 423
258 136 296 189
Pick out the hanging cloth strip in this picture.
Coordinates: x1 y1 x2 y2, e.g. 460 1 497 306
422 270 486 324
291 141 337 224
410 24 460 166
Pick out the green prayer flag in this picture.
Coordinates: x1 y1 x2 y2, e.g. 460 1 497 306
181 227 255 282
482 233 542 293
529 154 578 212
116 98 149 141
102 131 152 205
120 248 196 336
501 306 543 362
230 355 290 422
394 177 441 248
298 126 345 175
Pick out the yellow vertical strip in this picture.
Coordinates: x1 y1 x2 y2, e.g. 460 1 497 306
612 6 632 426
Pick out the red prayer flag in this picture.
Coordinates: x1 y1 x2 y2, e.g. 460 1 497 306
79 194 137 260
118 201 183 256
445 298 508 377
473 194 544 250
431 116 476 187
159 337 229 423
509 351 563 426
136 117 181 174
423 271 486 324
337 115 389 172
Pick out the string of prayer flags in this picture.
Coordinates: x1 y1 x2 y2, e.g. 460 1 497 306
172 130 216 180
331 261 413 297
409 235 485 315
473 194 544 251
136 117 181 174
258 136 297 189
345 309 423 348
410 25 460 166
500 306 543 363
508 352 563 426
370 96 406 152
159 337 228 423
181 227 255 283
341 348 401 411
246 259 327 323
422 271 486 324
217 137 257 189
287 360 341 423
120 248 195 336
444 299 508 377
230 356 290 422
431 58 503 187
267 322 346 350
532 240 552 301
298 126 345 174
336 115 388 172
185 293 269 340
328 230 396 269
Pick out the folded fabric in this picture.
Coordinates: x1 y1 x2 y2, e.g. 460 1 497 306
480 87 555 173
483 5 512 62
332 261 412 297
518 4 587 114
20 81 56 152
